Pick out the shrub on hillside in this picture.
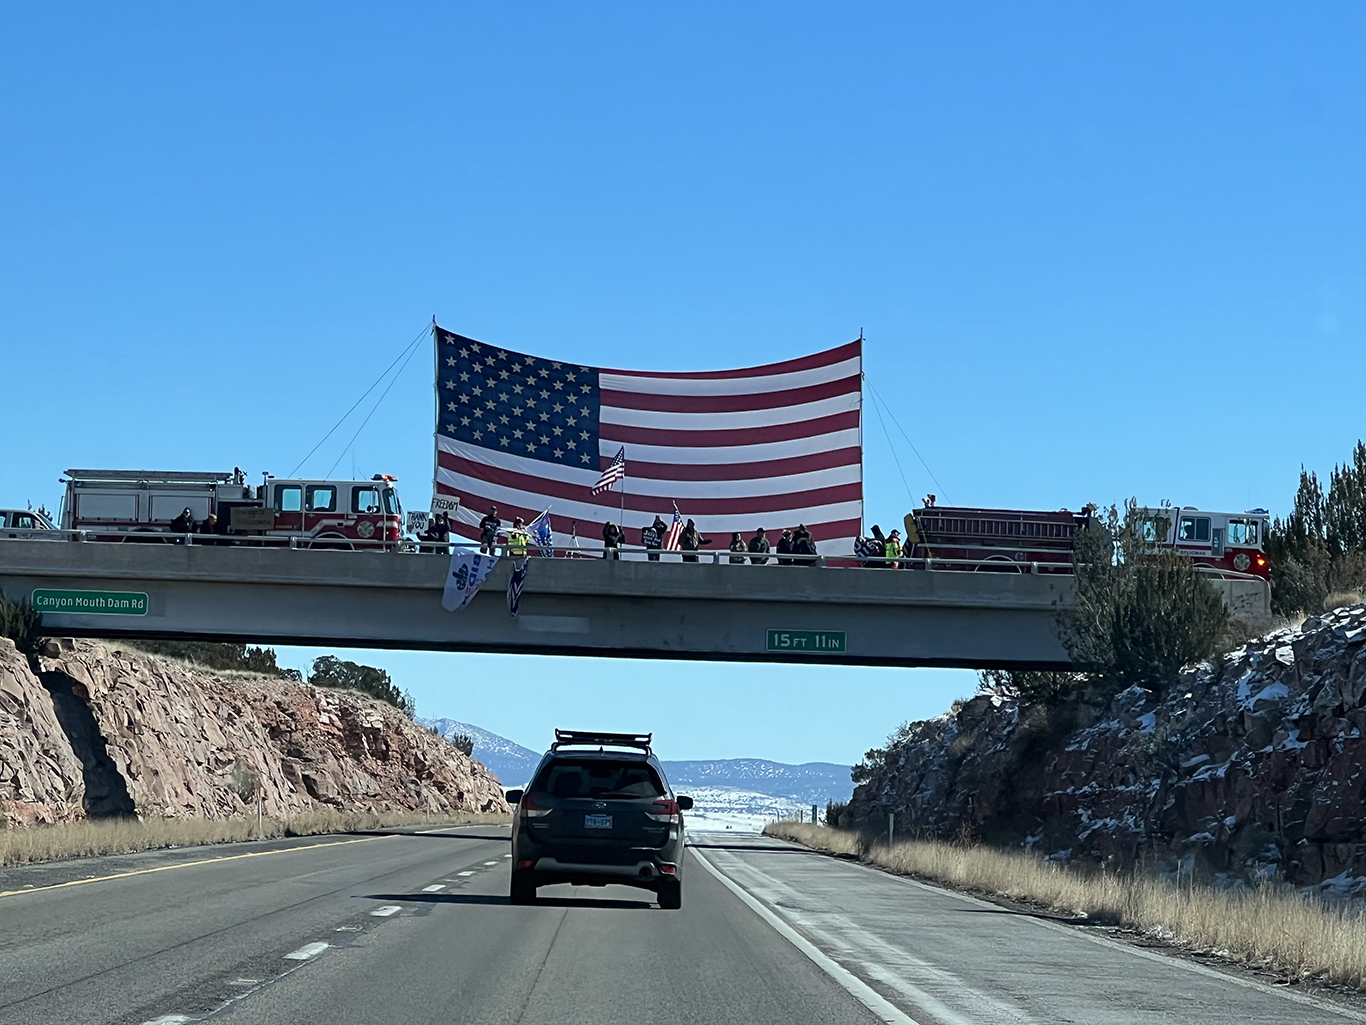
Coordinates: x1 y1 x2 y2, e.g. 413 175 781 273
977 668 1087 707
1267 444 1366 615
1057 500 1227 694
0 591 42 655
851 721 915 785
128 640 293 677
825 799 850 828
308 655 415 718
448 732 474 756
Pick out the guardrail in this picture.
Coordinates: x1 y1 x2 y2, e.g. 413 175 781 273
1 531 1277 583
0 530 1084 574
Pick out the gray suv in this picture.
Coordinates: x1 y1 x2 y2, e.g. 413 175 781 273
506 730 693 909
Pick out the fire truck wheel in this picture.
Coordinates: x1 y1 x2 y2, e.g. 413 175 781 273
124 530 168 544
307 534 355 552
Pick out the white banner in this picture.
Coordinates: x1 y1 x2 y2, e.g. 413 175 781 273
441 549 498 611
431 495 461 514
407 511 430 536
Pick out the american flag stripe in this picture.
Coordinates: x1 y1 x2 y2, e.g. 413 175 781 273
434 328 862 554
438 448 861 502
436 460 859 516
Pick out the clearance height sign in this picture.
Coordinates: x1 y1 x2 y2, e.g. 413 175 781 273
31 590 149 616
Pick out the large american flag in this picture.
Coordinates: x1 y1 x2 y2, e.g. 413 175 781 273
432 326 862 555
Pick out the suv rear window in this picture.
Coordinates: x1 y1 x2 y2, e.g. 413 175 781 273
534 758 665 799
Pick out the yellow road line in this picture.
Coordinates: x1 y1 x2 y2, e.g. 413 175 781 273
0 834 393 900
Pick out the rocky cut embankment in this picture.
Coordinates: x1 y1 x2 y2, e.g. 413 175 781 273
848 605 1366 890
0 637 507 826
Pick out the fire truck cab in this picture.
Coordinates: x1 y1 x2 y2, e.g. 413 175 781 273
1148 506 1271 580
258 474 402 547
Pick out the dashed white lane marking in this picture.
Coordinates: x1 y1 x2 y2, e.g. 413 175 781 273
142 1017 194 1025
457 870 476 877
370 905 402 917
423 884 446 892
691 848 922 1025
483 861 500 866
503 853 512 859
283 942 329 961
229 977 261 985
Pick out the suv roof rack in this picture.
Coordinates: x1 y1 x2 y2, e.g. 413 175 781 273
552 729 653 753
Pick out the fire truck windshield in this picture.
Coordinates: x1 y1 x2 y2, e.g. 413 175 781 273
1226 520 1259 546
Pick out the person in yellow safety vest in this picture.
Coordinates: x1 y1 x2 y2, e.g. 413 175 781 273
507 516 529 558
885 529 902 569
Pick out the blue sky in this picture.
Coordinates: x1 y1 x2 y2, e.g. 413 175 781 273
3 5 1363 763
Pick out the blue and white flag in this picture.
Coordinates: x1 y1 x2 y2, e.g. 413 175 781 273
442 549 498 611
507 558 529 617
527 509 553 557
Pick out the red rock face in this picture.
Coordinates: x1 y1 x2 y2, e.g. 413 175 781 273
848 605 1366 890
0 638 85 825
1 638 508 825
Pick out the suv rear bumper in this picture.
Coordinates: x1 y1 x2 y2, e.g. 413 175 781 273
532 856 670 882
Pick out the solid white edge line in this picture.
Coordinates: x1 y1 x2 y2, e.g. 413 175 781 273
690 847 922 1025
141 1017 194 1025
282 941 329 960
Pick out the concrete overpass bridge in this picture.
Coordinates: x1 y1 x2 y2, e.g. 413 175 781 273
0 538 1076 669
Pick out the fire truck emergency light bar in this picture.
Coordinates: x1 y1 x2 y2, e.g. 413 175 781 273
551 730 653 753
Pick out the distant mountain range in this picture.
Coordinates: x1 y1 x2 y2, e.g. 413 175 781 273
417 717 854 830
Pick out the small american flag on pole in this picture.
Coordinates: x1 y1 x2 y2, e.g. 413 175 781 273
663 503 684 551
590 446 626 495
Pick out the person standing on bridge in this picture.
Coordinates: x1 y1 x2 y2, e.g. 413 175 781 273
479 507 501 555
747 527 770 565
728 532 747 564
507 516 529 559
642 516 665 562
885 528 902 570
601 520 623 559
776 529 794 565
792 524 817 565
170 507 195 534
679 519 710 563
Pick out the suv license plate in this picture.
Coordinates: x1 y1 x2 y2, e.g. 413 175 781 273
584 814 612 829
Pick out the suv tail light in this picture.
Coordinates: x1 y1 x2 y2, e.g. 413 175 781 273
646 799 680 823
520 793 552 819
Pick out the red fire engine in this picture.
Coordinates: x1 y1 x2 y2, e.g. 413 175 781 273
903 502 1271 579
59 469 404 549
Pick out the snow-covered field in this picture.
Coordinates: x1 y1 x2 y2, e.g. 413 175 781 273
682 785 812 832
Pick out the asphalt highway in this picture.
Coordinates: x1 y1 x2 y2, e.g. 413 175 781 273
2 827 1362 1025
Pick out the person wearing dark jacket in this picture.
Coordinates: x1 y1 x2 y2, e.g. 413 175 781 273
479 507 501 554
728 532 747 564
170 507 195 541
747 527 770 565
642 516 665 562
679 519 710 563
792 524 817 565
776 529 794 565
602 520 624 559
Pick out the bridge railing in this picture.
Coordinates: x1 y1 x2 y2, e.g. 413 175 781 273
1 530 1083 574
1 532 1275 583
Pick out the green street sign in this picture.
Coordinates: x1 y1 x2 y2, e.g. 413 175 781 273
766 629 846 654
31 589 149 616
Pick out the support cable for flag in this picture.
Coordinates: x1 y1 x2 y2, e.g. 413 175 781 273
864 377 952 505
866 380 915 506
289 322 430 478
325 331 427 478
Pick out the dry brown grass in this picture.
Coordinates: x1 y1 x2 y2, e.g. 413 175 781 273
765 821 1366 986
0 809 511 868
